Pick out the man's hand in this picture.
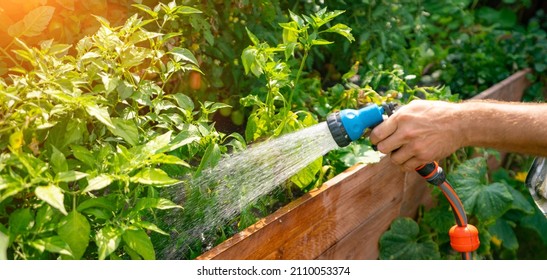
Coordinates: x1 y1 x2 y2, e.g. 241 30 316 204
370 100 464 171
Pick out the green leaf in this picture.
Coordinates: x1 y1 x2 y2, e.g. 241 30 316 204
0 175 20 197
144 131 172 155
34 204 58 233
110 118 139 146
56 171 89 183
379 217 440 260
64 119 85 147
148 154 190 167
195 143 221 177
283 42 298 60
82 174 113 193
476 7 516 28
9 208 34 235
172 93 194 111
122 229 155 260
77 197 117 213
323 23 355 42
448 157 488 184
241 47 263 77
51 145 68 173
58 211 90 260
132 4 158 18
175 6 202 15
466 182 513 221
71 145 96 168
245 27 261 46
136 221 168 236
422 204 454 244
170 47 198 65
7 6 55 38
240 95 262 107
507 186 535 214
99 72 119 94
488 218 518 251
123 245 141 260
290 156 322 189
161 131 200 153
244 112 268 142
80 51 101 60
519 204 547 245
30 236 72 256
339 144 383 167
85 104 115 129
0 230 8 260
134 197 182 212
315 9 345 25
288 10 305 28
35 185 68 215
311 39 333 46
131 168 179 186
96 226 123 260
205 102 231 114
279 22 299 42
448 158 513 221
117 80 135 100
127 30 163 46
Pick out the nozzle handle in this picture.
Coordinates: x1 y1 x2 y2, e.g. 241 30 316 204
416 162 446 186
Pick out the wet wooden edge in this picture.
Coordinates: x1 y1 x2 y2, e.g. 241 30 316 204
197 157 406 259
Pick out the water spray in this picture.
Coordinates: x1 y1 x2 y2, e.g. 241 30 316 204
326 103 480 260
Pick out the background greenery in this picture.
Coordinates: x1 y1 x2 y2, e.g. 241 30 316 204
0 0 545 259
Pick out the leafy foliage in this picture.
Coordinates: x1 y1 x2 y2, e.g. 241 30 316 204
0 1 135 75
238 8 357 191
380 217 440 260
0 3 243 260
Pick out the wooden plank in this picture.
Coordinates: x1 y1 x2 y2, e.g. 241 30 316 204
471 68 530 101
317 171 430 259
271 163 406 259
399 172 434 218
197 156 406 260
316 203 400 259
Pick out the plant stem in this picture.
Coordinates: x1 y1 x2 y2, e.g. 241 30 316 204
265 72 275 129
0 47 20 67
287 50 308 111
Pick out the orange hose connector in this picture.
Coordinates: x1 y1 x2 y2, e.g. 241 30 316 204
449 224 480 253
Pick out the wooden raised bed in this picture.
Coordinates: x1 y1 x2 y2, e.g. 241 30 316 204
197 69 532 260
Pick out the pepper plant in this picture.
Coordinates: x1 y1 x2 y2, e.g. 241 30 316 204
0 3 242 260
238 8 354 191
241 8 354 140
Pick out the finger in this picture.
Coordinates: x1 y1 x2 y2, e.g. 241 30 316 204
369 117 398 145
376 134 406 155
400 157 427 172
389 145 413 167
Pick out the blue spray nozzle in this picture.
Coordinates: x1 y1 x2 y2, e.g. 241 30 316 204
339 105 385 141
327 103 390 147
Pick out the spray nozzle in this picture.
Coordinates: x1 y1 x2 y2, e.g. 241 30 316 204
326 103 398 147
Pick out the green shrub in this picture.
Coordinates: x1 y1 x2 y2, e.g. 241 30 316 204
0 3 244 260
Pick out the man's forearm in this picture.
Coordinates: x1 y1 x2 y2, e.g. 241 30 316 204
457 100 547 156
